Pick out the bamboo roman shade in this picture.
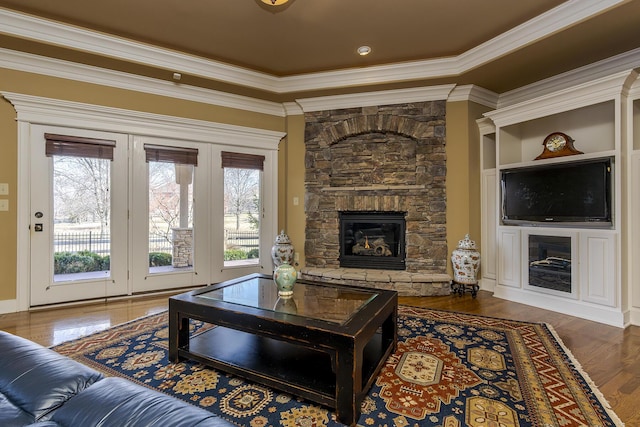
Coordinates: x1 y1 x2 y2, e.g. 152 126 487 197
144 144 198 166
45 133 116 160
221 151 265 171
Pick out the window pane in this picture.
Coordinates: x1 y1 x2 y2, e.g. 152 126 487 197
223 167 261 266
53 156 111 282
148 162 194 272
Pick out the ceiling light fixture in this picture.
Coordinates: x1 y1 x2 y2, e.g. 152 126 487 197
256 0 293 12
260 0 289 5
357 46 372 56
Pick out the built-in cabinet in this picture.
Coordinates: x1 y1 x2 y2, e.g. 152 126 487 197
480 70 639 327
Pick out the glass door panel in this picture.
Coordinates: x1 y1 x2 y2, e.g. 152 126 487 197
30 125 128 306
223 167 261 267
53 155 112 282
148 162 194 273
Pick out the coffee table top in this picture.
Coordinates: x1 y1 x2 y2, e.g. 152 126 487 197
195 274 379 325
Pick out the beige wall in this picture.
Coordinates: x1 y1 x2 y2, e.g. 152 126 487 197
278 114 306 269
0 91 18 301
0 68 285 302
445 101 491 276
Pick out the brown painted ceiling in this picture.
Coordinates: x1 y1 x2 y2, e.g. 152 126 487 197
1 0 639 101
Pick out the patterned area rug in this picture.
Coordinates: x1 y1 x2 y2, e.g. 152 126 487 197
53 306 622 427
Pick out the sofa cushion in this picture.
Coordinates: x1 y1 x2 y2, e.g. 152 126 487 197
42 377 233 427
0 391 37 427
0 331 103 424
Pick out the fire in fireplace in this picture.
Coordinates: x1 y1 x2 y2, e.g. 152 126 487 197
339 212 406 270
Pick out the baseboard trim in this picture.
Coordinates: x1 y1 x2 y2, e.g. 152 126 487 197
0 299 18 314
493 285 626 328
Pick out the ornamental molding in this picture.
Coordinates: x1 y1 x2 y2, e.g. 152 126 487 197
0 0 625 94
2 92 286 150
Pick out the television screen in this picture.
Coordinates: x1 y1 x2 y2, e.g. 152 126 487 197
501 157 612 227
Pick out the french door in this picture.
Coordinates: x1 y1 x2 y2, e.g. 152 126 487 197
29 125 128 306
129 136 213 292
29 127 274 306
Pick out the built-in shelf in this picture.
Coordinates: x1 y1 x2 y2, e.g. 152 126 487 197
478 69 638 328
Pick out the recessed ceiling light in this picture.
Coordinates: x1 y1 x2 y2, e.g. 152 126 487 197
357 46 372 56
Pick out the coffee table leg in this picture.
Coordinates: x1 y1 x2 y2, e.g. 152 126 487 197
335 347 359 426
168 311 189 362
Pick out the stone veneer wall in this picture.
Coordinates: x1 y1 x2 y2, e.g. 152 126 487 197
172 228 193 267
304 101 448 274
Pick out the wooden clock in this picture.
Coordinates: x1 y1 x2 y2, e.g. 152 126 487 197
535 132 583 160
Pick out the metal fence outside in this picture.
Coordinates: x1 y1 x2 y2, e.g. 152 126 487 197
54 230 260 255
224 229 259 252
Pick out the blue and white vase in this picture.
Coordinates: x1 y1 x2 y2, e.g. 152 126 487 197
451 234 481 284
271 230 295 269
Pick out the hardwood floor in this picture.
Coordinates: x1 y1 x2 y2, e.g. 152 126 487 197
1 290 638 425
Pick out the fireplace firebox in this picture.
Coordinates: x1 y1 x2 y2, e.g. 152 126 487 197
339 212 406 270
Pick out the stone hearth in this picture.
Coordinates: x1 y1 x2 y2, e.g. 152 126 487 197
303 101 451 296
300 267 451 296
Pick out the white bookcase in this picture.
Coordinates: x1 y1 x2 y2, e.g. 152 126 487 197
480 70 638 327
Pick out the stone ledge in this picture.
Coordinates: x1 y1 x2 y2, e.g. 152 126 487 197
300 267 451 297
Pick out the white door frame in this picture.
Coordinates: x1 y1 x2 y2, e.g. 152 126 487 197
3 92 284 311
29 124 130 305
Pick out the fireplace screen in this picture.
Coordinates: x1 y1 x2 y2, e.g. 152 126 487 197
339 212 406 270
528 235 572 293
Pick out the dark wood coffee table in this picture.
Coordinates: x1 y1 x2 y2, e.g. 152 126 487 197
168 273 397 426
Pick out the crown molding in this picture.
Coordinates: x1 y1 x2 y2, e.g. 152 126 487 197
2 91 286 150
0 0 625 94
0 7 280 92
498 47 640 108
455 0 623 74
484 70 638 127
630 73 640 99
0 48 285 117
295 85 456 112
476 117 496 135
282 102 304 116
448 85 498 108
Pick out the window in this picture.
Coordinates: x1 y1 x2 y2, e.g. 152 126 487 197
222 151 264 267
46 134 115 282
145 144 197 273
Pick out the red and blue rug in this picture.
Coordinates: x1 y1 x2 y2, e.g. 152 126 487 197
53 306 623 427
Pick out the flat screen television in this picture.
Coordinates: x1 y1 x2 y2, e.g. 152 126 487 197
501 157 613 227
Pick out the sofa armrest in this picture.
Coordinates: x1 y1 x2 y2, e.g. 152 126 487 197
0 331 103 422
46 377 233 427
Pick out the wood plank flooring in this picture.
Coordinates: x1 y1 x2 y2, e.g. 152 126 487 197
1 290 638 425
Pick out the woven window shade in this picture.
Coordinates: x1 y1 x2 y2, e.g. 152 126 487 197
45 133 116 160
221 151 265 171
144 144 198 166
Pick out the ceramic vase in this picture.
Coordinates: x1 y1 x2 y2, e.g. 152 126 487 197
273 261 297 297
273 296 297 314
271 230 295 268
451 234 481 284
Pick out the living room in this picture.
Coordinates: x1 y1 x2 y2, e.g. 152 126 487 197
0 1 639 425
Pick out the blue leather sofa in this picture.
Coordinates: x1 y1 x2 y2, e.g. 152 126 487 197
0 331 232 427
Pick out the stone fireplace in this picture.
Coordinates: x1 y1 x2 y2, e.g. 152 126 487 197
300 101 451 296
